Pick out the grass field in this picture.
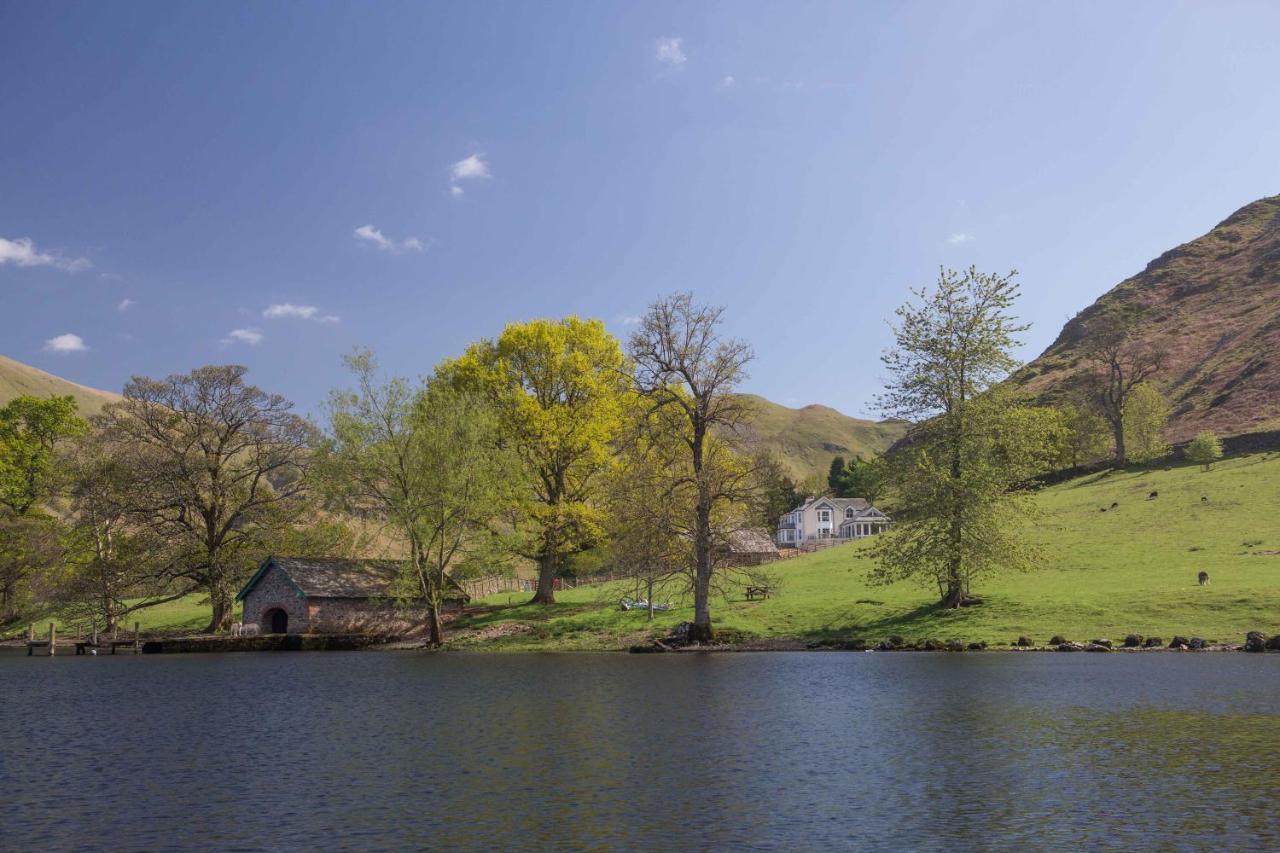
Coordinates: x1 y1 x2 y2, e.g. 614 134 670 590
12 452 1279 649
447 451 1280 650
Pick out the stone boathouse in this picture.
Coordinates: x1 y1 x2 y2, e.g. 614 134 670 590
236 556 470 635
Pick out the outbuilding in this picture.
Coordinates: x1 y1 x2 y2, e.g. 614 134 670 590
235 556 470 635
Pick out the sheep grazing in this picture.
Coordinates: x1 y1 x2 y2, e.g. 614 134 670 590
1198 571 1210 586
1148 491 1158 499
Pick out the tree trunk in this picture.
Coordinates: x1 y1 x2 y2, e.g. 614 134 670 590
690 501 713 643
646 577 654 622
206 584 234 633
1112 418 1127 468
426 600 444 648
530 551 557 604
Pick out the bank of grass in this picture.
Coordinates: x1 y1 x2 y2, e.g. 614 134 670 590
449 451 1280 650
5 595 211 639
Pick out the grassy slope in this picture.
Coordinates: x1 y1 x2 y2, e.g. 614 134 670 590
449 451 1280 649
0 354 120 416
735 393 907 482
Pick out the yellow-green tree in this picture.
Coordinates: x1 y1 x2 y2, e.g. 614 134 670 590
1185 430 1223 471
1122 383 1171 464
441 317 628 604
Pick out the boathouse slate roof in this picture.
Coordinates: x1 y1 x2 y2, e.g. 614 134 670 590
236 556 410 602
726 529 778 554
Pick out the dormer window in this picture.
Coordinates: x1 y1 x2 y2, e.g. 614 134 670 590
845 508 856 519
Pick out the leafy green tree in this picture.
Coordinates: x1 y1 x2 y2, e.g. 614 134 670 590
440 317 629 605
95 365 313 632
630 292 756 642
0 395 85 623
874 267 1044 608
323 351 507 646
757 453 804 529
837 455 887 503
1185 430 1223 471
1058 401 1112 469
1122 383 1171 464
0 395 86 515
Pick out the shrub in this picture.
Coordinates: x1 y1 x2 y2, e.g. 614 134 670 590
1186 431 1224 471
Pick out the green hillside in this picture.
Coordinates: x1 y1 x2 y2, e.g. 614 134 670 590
734 393 908 482
0 354 119 416
450 451 1280 649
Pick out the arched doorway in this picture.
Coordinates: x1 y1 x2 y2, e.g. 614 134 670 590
263 608 288 634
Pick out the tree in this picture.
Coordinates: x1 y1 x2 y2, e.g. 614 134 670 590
1081 315 1167 467
95 365 313 632
834 455 887 503
1057 401 1112 469
0 395 85 622
629 292 755 643
323 351 507 646
874 267 1043 608
756 453 804 530
441 317 628 605
827 456 847 494
1185 430 1223 471
0 395 86 516
1122 383 1171 464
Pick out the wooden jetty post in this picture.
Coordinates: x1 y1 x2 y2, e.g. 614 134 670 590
49 622 56 656
135 621 141 653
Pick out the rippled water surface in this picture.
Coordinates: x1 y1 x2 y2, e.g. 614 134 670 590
3 650 1279 850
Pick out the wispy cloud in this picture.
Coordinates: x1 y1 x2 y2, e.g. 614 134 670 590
353 224 426 254
946 233 972 245
0 236 91 272
100 272 123 281
618 315 642 326
655 36 687 67
117 298 135 312
719 75 736 89
263 303 339 324
449 153 491 197
222 328 264 346
44 333 88 353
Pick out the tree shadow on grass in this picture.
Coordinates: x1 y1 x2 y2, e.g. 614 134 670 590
798 600 965 643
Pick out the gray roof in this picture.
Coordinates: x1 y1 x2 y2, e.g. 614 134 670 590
779 495 871 521
237 556 468 602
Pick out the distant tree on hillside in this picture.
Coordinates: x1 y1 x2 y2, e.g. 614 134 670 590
827 456 846 494
1081 315 1167 467
834 455 886 503
1057 401 1112 469
757 453 804 528
1122 383 1171 464
874 267 1047 608
1185 430 1224 471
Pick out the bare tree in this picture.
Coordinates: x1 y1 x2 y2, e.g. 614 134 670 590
629 292 755 643
1080 316 1167 467
95 365 313 632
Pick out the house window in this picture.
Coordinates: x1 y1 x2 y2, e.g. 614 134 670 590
845 508 855 519
818 510 831 523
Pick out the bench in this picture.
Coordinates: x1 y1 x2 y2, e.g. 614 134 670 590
745 585 772 601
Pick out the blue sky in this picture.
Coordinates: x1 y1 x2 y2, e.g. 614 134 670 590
3 1 1279 419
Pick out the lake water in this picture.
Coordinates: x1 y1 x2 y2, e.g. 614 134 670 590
2 650 1279 851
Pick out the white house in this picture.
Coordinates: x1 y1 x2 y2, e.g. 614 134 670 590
777 496 891 547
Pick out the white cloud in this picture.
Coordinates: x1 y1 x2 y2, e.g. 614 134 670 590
44 333 88 353
946 233 972 245
117 298 135 312
222 328 264 345
719 75 736 89
451 153 490 181
619 315 642 326
353 224 426 254
0 236 91 272
263 303 340 324
100 272 123 281
449 154 491 197
655 36 687 67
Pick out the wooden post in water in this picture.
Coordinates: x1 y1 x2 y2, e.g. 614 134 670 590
91 617 98 646
49 622 56 656
134 621 141 653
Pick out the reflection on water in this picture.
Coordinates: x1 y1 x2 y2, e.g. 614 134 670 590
1 651 1278 850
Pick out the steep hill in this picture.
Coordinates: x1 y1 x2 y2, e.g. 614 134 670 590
734 394 908 482
1017 194 1280 441
0 355 120 416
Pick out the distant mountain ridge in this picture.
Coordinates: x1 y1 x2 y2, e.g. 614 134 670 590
0 355 120 416
1016 194 1280 442
733 394 908 482
0 356 902 480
